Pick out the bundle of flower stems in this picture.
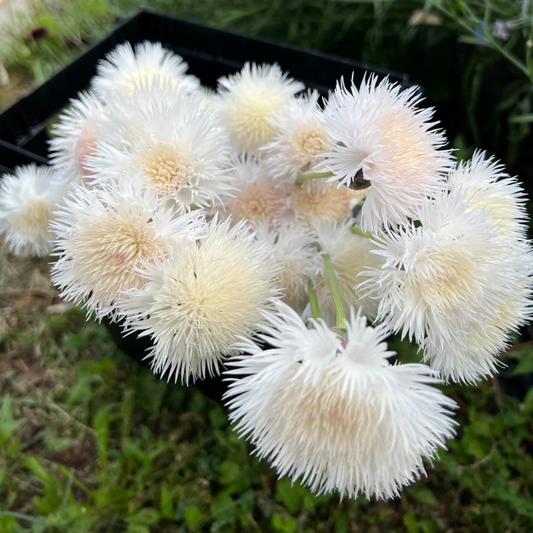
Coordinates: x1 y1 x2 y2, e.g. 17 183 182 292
1 42 531 500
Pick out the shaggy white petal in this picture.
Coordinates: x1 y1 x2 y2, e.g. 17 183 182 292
217 63 304 154
319 76 453 231
254 221 316 312
89 79 191 151
49 91 107 182
0 165 71 257
197 85 218 111
447 150 528 240
51 172 205 318
91 41 199 100
314 219 384 321
87 91 234 213
226 301 457 500
361 190 533 382
261 90 329 183
117 218 280 383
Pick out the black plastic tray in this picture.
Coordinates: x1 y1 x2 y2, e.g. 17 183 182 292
0 140 48 175
0 10 411 160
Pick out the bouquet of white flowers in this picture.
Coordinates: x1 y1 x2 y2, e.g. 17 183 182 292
1 41 531 500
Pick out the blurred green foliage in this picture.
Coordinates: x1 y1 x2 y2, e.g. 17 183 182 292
0 0 113 91
1 0 533 164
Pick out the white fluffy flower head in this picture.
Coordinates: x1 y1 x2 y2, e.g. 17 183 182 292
422 240 533 382
362 190 531 382
49 91 108 182
224 157 288 226
226 301 457 499
118 218 280 383
88 91 234 213
363 192 499 339
319 76 453 231
447 150 528 240
51 172 204 318
262 90 329 183
217 63 304 153
0 165 70 257
91 41 199 100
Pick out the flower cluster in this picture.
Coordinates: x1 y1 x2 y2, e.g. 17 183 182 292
1 40 531 500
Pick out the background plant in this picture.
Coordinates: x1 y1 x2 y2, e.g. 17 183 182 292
2 0 533 167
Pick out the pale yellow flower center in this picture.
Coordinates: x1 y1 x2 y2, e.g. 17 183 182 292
226 85 288 151
468 191 518 239
416 248 478 312
11 199 52 236
228 182 285 224
74 210 168 303
289 122 328 164
163 235 272 352
140 143 191 197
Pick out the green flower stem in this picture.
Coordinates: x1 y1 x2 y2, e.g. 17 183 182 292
307 280 322 321
350 226 374 239
295 170 334 185
322 253 347 329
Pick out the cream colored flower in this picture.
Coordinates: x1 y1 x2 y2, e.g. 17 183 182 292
262 90 329 183
51 172 205 318
224 157 288 226
117 218 279 383
226 301 457 499
217 63 304 154
91 41 199 100
0 165 71 257
319 76 453 231
362 190 533 382
88 91 234 213
289 180 353 224
422 240 533 383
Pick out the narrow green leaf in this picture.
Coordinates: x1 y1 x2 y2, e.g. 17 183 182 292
0 396 24 443
509 113 533 123
184 506 205 528
512 351 533 375
93 407 110 470
160 483 175 519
